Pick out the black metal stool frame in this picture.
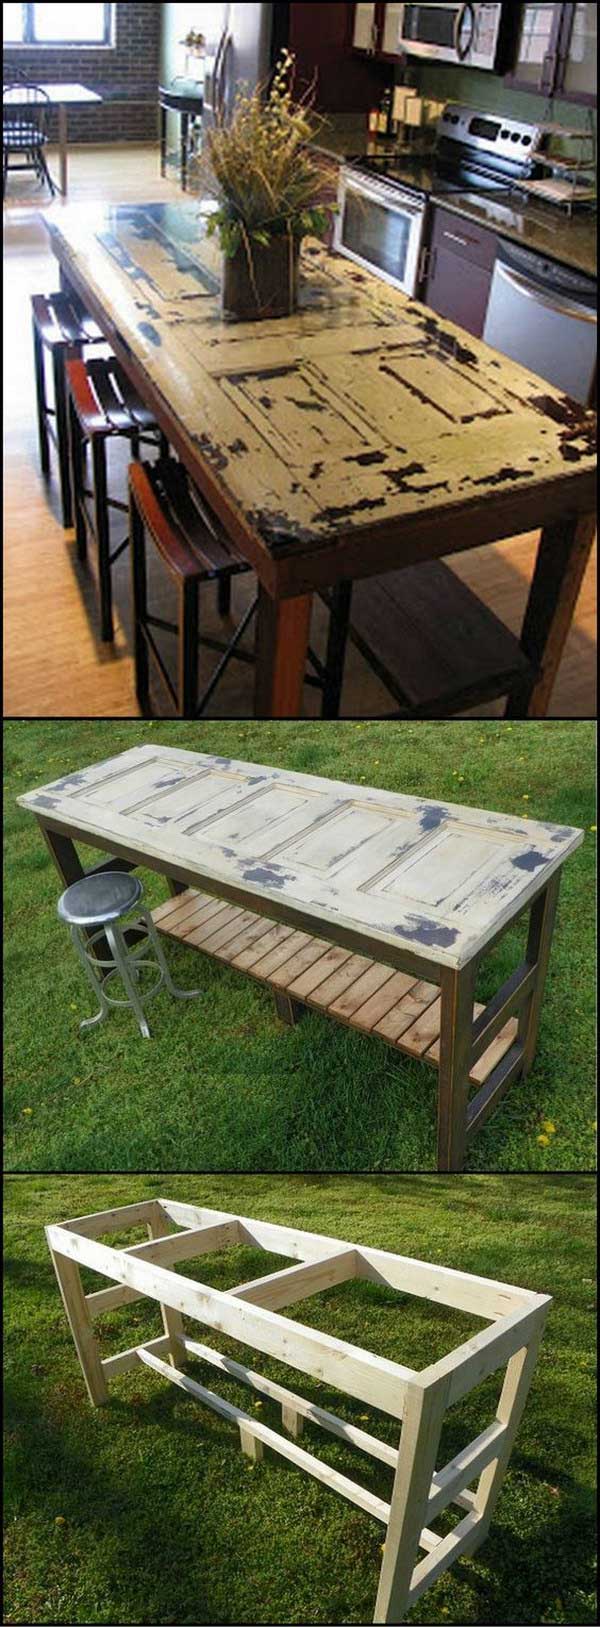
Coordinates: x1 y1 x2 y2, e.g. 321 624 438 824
68 358 169 643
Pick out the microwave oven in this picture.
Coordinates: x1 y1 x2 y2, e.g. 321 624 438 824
398 4 504 70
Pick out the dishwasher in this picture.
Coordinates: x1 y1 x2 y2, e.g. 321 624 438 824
483 238 597 404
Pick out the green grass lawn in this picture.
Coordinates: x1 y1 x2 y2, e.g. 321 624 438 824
4 1173 596 1626
4 719 596 1173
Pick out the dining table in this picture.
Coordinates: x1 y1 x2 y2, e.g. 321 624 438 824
18 741 583 1169
44 198 597 718
12 82 103 196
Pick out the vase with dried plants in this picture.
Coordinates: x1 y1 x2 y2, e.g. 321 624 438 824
201 51 336 321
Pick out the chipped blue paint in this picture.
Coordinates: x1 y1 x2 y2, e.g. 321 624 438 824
33 794 58 809
138 321 161 346
418 804 449 833
395 916 459 948
511 850 547 872
52 773 89 790
242 865 295 890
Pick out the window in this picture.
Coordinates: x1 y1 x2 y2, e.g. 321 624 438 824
3 3 113 45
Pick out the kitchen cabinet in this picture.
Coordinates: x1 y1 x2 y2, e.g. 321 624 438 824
424 206 497 339
290 5 386 111
557 3 597 104
508 2 596 103
352 3 403 58
352 1 380 52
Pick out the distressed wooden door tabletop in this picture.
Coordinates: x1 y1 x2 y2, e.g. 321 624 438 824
45 201 596 717
18 743 582 971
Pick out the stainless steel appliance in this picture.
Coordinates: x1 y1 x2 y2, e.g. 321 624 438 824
484 241 597 404
160 4 282 136
398 3 504 69
334 167 427 296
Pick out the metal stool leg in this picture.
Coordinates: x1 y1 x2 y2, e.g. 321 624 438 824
52 346 73 528
139 908 202 999
70 926 111 1031
105 923 152 1039
91 435 114 642
68 395 87 561
130 485 151 715
217 575 232 617
32 318 50 477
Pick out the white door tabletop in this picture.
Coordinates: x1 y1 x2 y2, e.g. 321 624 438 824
18 744 583 970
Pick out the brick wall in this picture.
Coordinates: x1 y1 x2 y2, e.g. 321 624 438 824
3 3 161 143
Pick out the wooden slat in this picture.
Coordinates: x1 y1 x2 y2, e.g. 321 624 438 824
287 944 353 1000
306 952 375 1010
152 894 517 1087
269 935 332 988
178 1333 399 1468
138 1347 392 1525
327 963 396 1020
250 929 316 980
233 921 296 971
350 971 418 1032
373 981 440 1044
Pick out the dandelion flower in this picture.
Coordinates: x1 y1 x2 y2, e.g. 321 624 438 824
537 1133 550 1147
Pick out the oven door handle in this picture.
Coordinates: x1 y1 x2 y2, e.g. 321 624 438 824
493 262 597 325
342 178 425 216
454 3 475 62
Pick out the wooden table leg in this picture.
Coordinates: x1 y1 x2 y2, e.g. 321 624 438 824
517 872 561 1074
506 512 596 718
254 587 312 718
57 102 68 197
436 962 477 1172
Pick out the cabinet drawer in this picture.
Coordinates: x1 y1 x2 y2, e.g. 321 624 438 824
425 251 493 339
430 206 497 272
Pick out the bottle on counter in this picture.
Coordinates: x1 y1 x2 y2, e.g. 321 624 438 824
368 104 380 137
377 88 392 139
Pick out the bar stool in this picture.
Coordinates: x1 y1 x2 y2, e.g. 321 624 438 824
66 355 169 642
128 457 353 719
31 291 105 527
57 871 201 1039
129 456 258 717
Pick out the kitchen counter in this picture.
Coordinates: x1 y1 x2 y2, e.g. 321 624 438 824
311 119 597 279
435 189 597 280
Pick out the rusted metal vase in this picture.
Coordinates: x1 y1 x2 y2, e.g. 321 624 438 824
222 234 300 320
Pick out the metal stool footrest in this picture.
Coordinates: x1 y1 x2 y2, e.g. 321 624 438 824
64 894 202 1039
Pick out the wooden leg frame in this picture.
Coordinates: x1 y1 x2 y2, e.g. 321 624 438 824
46 1199 550 1624
437 872 561 1170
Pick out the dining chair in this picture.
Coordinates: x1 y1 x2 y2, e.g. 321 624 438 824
3 83 55 197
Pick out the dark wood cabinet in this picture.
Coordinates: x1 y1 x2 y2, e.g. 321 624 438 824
507 2 596 104
424 207 497 340
290 3 387 111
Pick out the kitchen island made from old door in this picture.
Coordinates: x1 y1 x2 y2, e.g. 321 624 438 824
45 201 596 718
19 744 583 1169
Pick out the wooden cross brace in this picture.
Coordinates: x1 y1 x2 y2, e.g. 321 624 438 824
46 1199 550 1623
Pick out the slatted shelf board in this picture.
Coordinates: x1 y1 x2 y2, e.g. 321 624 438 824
152 888 517 1086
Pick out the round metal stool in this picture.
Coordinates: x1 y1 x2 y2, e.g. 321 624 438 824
57 872 201 1038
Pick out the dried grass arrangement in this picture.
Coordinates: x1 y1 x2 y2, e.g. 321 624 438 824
201 50 336 319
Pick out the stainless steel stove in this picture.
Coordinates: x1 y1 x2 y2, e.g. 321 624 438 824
333 103 576 298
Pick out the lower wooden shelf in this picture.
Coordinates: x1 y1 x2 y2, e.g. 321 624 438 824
153 889 517 1086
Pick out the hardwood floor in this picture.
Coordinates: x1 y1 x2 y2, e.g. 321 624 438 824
3 144 596 718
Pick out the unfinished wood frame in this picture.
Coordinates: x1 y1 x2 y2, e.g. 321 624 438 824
46 1199 550 1624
